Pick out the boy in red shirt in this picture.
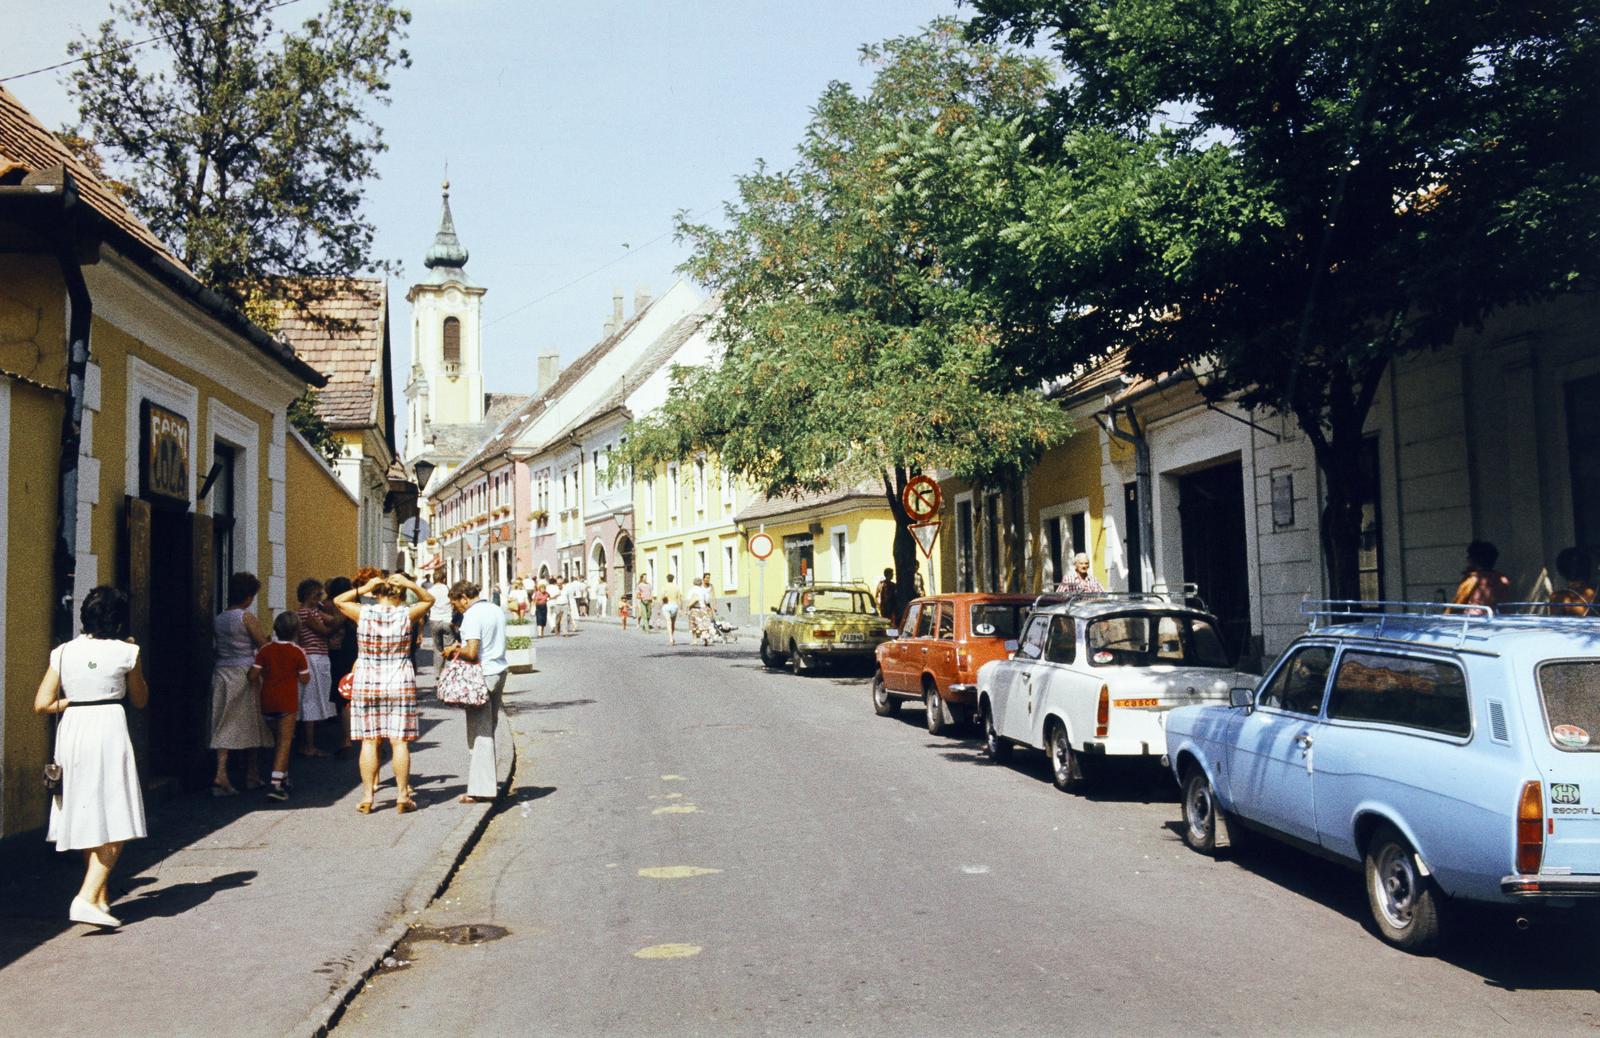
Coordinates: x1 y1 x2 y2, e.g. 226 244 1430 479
251 611 310 802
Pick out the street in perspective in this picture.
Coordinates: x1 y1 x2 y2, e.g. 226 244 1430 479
2 1 1599 1036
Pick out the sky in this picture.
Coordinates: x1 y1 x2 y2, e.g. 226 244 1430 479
1 0 965 449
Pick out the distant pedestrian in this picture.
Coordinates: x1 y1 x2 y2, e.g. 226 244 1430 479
325 575 358 755
1056 553 1104 595
444 580 508 804
508 578 529 623
252 611 310 802
533 581 550 637
1453 541 1512 611
1550 547 1596 616
295 579 338 757
427 570 454 658
549 576 570 636
34 586 149 929
659 574 683 645
618 595 631 630
875 568 899 624
209 573 270 796
688 577 714 645
594 576 609 618
333 573 434 814
635 576 655 631
567 574 586 629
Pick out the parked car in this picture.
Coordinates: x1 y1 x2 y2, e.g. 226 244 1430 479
1166 603 1600 953
873 593 1035 735
759 583 889 675
977 592 1255 789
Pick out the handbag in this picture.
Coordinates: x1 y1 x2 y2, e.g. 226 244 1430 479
338 672 354 701
436 658 489 707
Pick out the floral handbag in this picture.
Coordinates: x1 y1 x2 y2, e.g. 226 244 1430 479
436 658 489 708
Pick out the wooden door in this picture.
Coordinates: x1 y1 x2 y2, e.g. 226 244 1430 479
124 497 153 771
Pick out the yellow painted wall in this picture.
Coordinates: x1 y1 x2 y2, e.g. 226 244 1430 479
286 435 359 586
744 503 897 617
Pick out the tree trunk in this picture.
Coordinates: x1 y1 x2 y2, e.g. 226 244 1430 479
1316 434 1367 603
881 466 920 622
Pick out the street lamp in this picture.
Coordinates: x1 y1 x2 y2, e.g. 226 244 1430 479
411 458 436 575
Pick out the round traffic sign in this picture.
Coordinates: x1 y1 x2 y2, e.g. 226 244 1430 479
901 474 942 521
748 532 775 560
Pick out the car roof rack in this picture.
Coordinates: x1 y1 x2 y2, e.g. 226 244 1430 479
1302 598 1598 648
1029 588 1204 613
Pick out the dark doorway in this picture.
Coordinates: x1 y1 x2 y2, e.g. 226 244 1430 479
784 533 814 585
1568 374 1600 563
1178 460 1251 662
1124 482 1143 592
146 505 199 783
617 534 635 594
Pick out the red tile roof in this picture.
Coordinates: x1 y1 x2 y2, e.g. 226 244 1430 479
269 278 389 429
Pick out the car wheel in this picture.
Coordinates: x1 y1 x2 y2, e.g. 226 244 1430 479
983 704 1011 761
1364 823 1443 953
924 684 948 736
1181 768 1219 855
871 671 898 716
789 641 811 676
1048 723 1085 793
759 636 783 670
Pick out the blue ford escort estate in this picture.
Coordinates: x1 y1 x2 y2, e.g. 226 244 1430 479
1165 602 1600 953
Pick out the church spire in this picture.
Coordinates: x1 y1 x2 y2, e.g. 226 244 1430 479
423 179 470 277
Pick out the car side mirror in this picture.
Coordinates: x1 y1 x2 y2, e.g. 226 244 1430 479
1004 639 1019 656
886 628 900 639
1229 687 1253 710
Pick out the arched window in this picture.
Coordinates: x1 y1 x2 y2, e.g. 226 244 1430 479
442 316 461 366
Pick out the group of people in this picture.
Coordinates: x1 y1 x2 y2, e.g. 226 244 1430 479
627 573 723 646
1453 540 1597 614
505 573 601 637
36 566 510 930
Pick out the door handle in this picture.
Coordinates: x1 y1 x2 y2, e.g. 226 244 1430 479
920 647 929 654
1295 733 1314 749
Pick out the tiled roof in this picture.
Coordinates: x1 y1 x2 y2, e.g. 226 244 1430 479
418 392 531 465
733 480 887 524
270 278 388 429
1044 348 1139 408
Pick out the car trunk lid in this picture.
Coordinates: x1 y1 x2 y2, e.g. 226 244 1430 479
1529 659 1600 875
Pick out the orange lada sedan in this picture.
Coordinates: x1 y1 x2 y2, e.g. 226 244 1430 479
873 593 1036 736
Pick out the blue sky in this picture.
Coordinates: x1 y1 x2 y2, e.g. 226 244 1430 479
2 0 963 429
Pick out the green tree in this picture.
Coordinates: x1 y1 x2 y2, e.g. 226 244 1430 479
66 0 410 308
932 0 1600 599
621 22 1069 603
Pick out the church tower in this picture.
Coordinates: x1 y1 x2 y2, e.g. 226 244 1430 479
404 181 487 461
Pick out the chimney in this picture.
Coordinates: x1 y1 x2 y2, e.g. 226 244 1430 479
537 352 560 394
611 288 625 332
634 284 652 315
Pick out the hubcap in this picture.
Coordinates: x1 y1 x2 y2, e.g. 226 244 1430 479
873 677 887 706
1374 843 1416 928
1186 779 1212 839
1052 733 1069 778
927 691 938 727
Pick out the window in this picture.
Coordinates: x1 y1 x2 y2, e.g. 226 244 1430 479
1044 614 1076 664
721 465 735 509
1086 613 1230 668
722 543 737 590
915 603 936 638
694 458 707 511
1538 661 1600 752
668 551 681 582
442 316 461 366
780 590 798 616
1016 614 1049 661
1358 437 1384 601
211 442 237 611
970 603 1025 639
900 603 922 637
831 527 849 580
784 533 814 585
667 463 680 520
644 476 656 523
696 547 708 579
592 451 601 496
956 497 974 592
936 604 954 640
1258 645 1334 715
1329 651 1470 737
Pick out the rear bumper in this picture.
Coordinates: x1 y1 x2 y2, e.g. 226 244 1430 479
1500 874 1600 897
797 641 879 656
1081 738 1165 759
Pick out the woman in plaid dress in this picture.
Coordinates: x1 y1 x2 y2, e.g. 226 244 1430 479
332 575 434 814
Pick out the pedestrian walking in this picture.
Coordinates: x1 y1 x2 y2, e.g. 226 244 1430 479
1056 553 1105 595
875 568 900 625
1551 547 1596 616
659 574 683 645
687 577 714 645
34 586 149 929
508 578 529 624
325 575 358 755
569 573 588 624
295 578 338 757
444 580 508 803
635 576 654 631
549 576 570 636
1453 541 1512 610
427 570 454 658
533 581 550 637
332 573 434 814
209 572 270 796
594 575 609 618
251 611 310 802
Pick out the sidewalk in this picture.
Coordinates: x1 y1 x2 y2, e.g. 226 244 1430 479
0 658 526 1038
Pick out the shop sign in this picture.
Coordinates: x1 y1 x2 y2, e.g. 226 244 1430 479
141 400 190 504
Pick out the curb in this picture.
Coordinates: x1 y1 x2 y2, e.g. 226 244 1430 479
292 709 518 1038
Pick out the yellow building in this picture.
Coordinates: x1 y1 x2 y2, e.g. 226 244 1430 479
0 87 327 834
733 483 902 617
285 429 360 586
632 456 754 623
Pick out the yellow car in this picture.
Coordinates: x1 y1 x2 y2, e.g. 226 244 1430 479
759 583 890 675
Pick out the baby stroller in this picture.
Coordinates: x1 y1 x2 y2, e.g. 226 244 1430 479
712 615 738 643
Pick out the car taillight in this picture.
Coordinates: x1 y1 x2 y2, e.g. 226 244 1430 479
813 629 835 640
956 648 970 671
1516 780 1544 875
1096 685 1110 738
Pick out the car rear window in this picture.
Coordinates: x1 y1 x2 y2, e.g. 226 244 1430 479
1537 661 1600 752
970 603 1025 639
1327 651 1470 738
1085 613 1231 668
802 589 874 614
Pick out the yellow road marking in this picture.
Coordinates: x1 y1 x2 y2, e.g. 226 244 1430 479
638 866 722 879
652 804 698 815
660 775 687 781
634 943 702 959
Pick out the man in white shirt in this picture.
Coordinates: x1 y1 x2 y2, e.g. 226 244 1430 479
567 574 586 628
446 579 507 803
548 577 569 636
427 571 453 661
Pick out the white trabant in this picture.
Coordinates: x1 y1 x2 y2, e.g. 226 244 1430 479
977 593 1258 791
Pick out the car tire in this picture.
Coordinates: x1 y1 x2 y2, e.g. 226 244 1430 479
1048 723 1086 793
1181 767 1219 855
924 684 947 737
872 671 898 716
789 641 811 676
759 636 783 670
1364 823 1443 953
983 704 1011 761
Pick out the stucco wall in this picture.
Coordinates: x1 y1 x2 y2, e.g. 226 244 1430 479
286 432 359 588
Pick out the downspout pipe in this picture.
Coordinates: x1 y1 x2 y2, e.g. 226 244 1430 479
1101 404 1155 592
54 249 92 646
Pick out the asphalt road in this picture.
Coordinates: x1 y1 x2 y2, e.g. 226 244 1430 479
332 625 1600 1037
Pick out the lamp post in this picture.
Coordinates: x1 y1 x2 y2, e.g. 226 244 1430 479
411 458 436 576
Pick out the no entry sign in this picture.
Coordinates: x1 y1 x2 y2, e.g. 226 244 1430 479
748 532 775 560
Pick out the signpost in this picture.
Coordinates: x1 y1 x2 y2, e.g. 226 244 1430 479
749 530 774 626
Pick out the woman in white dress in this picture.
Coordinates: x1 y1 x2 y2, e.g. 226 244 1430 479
34 586 149 929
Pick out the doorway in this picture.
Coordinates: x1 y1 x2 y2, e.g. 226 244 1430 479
616 534 634 594
1177 460 1250 662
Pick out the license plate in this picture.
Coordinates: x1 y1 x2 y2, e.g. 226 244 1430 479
840 632 865 643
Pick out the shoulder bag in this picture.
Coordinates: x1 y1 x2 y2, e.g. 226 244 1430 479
436 657 489 708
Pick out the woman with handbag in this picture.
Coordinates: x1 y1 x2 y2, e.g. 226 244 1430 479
34 586 149 928
442 580 508 804
209 572 270 795
332 574 434 814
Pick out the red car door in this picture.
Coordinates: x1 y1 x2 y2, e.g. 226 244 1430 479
885 601 923 693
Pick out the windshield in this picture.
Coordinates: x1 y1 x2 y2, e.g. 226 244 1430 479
970 603 1027 639
1085 613 1231 668
1538 661 1600 752
799 589 874 614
